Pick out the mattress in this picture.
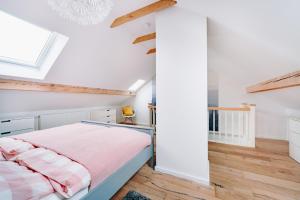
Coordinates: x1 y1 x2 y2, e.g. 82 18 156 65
41 188 88 200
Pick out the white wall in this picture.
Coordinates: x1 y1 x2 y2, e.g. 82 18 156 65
208 70 219 106
0 90 129 113
218 76 288 140
208 89 218 106
286 109 300 118
156 7 209 185
119 80 153 125
177 0 300 141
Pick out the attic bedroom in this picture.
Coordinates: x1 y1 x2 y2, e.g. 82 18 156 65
0 0 299 200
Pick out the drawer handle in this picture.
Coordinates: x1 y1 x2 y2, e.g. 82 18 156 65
106 109 110 112
1 131 11 135
106 115 110 117
1 120 11 123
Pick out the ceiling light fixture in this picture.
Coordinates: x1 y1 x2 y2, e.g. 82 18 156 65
128 80 145 91
48 0 114 25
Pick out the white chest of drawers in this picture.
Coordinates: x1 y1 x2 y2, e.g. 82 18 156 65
0 107 117 134
90 108 116 123
289 118 300 163
0 117 35 137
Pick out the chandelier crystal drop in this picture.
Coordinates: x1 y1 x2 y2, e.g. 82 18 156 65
48 0 114 25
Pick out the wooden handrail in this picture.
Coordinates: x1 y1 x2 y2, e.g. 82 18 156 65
208 107 250 111
148 105 251 111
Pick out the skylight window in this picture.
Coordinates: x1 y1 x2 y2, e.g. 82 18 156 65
128 80 146 91
0 10 68 79
0 10 55 67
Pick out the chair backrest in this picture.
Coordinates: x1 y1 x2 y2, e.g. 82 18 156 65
122 105 134 116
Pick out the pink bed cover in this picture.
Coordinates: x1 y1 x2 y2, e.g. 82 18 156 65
13 123 151 188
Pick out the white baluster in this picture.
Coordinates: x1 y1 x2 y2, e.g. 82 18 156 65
245 111 249 146
238 111 241 145
212 110 216 138
225 111 228 143
231 111 234 143
152 109 156 126
208 110 210 140
248 105 256 147
219 111 222 140
243 111 246 138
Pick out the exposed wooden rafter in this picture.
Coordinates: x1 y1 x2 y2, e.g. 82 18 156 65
111 0 177 28
133 32 156 44
147 48 156 55
0 79 136 96
246 70 300 93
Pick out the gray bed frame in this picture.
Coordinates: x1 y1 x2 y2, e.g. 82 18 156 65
80 120 154 200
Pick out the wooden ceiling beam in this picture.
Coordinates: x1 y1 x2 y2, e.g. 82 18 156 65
246 70 300 93
111 0 177 28
0 79 136 96
147 48 156 55
133 32 156 44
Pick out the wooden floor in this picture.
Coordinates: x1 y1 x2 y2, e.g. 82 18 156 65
112 165 218 200
112 138 300 200
209 138 300 200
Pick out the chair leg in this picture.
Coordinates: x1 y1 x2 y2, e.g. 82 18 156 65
123 117 135 125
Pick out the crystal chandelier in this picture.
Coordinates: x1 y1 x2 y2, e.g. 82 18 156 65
48 0 114 25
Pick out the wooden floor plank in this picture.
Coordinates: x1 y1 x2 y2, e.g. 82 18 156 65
209 139 300 200
210 164 300 200
112 165 218 200
113 139 300 200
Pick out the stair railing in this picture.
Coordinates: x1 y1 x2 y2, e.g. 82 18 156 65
208 104 255 147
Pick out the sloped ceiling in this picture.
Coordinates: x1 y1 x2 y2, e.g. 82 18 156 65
0 0 158 113
178 0 300 109
1 0 300 112
0 0 156 90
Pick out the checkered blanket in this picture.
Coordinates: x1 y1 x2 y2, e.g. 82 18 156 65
0 138 34 160
17 148 91 198
0 138 91 199
0 161 54 200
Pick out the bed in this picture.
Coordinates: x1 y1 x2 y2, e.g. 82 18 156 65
0 120 154 200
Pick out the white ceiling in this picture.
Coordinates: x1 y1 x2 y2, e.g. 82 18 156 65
178 0 300 109
1 0 300 110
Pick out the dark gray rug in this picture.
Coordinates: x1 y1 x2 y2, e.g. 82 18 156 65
123 191 151 200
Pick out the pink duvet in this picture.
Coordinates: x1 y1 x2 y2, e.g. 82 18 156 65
13 123 151 188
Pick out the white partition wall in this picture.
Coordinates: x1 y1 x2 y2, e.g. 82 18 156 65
155 7 209 185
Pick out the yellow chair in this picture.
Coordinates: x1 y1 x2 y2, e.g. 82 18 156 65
122 106 136 125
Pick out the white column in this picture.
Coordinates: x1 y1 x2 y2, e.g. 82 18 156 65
156 7 209 185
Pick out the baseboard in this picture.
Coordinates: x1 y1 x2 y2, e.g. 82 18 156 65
255 135 288 141
155 166 210 186
255 137 289 142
